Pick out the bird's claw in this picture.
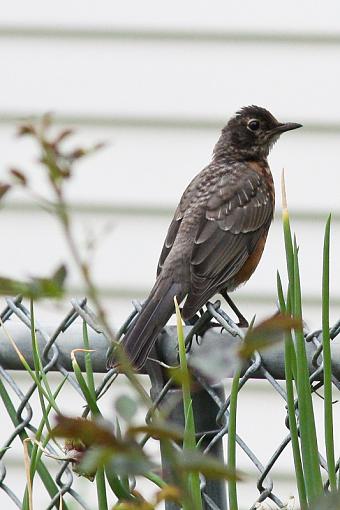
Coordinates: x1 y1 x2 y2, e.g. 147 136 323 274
236 318 249 329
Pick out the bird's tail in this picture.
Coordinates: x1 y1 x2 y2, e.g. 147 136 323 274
107 279 184 370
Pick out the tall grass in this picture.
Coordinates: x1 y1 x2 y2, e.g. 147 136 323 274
277 173 336 508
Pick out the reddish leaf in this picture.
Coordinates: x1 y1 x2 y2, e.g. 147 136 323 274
53 128 74 145
240 313 302 358
10 168 28 186
177 450 240 481
52 415 124 450
0 183 11 200
16 123 36 137
127 423 183 441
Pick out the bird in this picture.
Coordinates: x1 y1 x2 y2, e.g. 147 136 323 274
107 106 302 370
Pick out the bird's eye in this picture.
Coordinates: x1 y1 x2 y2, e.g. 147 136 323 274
247 119 260 131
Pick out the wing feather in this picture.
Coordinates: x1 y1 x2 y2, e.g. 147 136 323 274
156 173 202 276
182 168 273 319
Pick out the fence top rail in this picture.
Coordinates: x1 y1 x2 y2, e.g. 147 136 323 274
0 297 338 382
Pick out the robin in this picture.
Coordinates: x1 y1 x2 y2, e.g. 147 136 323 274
107 106 302 370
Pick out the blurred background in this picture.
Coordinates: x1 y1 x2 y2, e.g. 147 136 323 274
0 1 340 508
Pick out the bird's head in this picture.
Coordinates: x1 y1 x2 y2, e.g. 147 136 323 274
214 105 302 160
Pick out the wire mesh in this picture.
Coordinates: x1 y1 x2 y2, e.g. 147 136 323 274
0 296 339 509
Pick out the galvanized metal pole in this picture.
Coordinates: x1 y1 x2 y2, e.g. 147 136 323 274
146 332 228 510
2 322 339 380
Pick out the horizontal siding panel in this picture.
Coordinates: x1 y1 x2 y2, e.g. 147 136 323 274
1 295 336 332
1 112 339 132
0 211 339 328
1 7 339 509
1 27 340 46
1 1 339 33
0 39 338 121
0 126 338 212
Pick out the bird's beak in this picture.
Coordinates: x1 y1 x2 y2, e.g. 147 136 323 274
272 122 303 134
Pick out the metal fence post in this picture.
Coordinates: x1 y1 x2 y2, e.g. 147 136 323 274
146 331 228 510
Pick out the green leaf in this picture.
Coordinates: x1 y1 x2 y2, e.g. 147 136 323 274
115 395 138 422
52 264 67 287
127 423 183 442
309 492 340 510
81 447 155 477
0 264 67 299
176 450 240 481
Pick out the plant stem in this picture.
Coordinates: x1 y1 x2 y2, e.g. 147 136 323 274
56 190 151 407
174 297 203 510
228 368 240 510
96 466 108 510
277 272 307 508
293 240 323 503
322 215 336 490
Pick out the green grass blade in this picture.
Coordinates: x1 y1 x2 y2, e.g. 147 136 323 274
281 171 295 310
227 368 240 510
144 471 167 489
0 378 69 510
280 178 323 504
174 297 203 510
115 418 130 494
82 320 96 398
96 466 108 510
277 272 307 507
30 300 61 409
23 376 68 509
0 316 60 413
30 376 68 476
104 465 134 500
322 214 336 490
71 350 101 416
81 325 134 503
285 337 307 508
183 400 196 451
29 300 57 436
293 240 323 503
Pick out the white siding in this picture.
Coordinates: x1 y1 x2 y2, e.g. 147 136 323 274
0 3 340 508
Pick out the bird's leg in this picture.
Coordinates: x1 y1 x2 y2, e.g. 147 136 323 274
221 291 249 328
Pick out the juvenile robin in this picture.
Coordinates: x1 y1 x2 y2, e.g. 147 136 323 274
107 106 302 370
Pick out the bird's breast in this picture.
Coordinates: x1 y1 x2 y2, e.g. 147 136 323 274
230 227 270 289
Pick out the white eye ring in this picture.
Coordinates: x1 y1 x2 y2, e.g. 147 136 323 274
247 119 260 131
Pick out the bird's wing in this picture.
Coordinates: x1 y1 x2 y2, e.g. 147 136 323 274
157 173 201 276
182 168 273 318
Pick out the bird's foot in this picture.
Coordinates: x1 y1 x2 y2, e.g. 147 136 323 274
236 317 249 329
187 320 221 352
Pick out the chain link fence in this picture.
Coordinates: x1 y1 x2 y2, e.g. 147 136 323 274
1 296 340 509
